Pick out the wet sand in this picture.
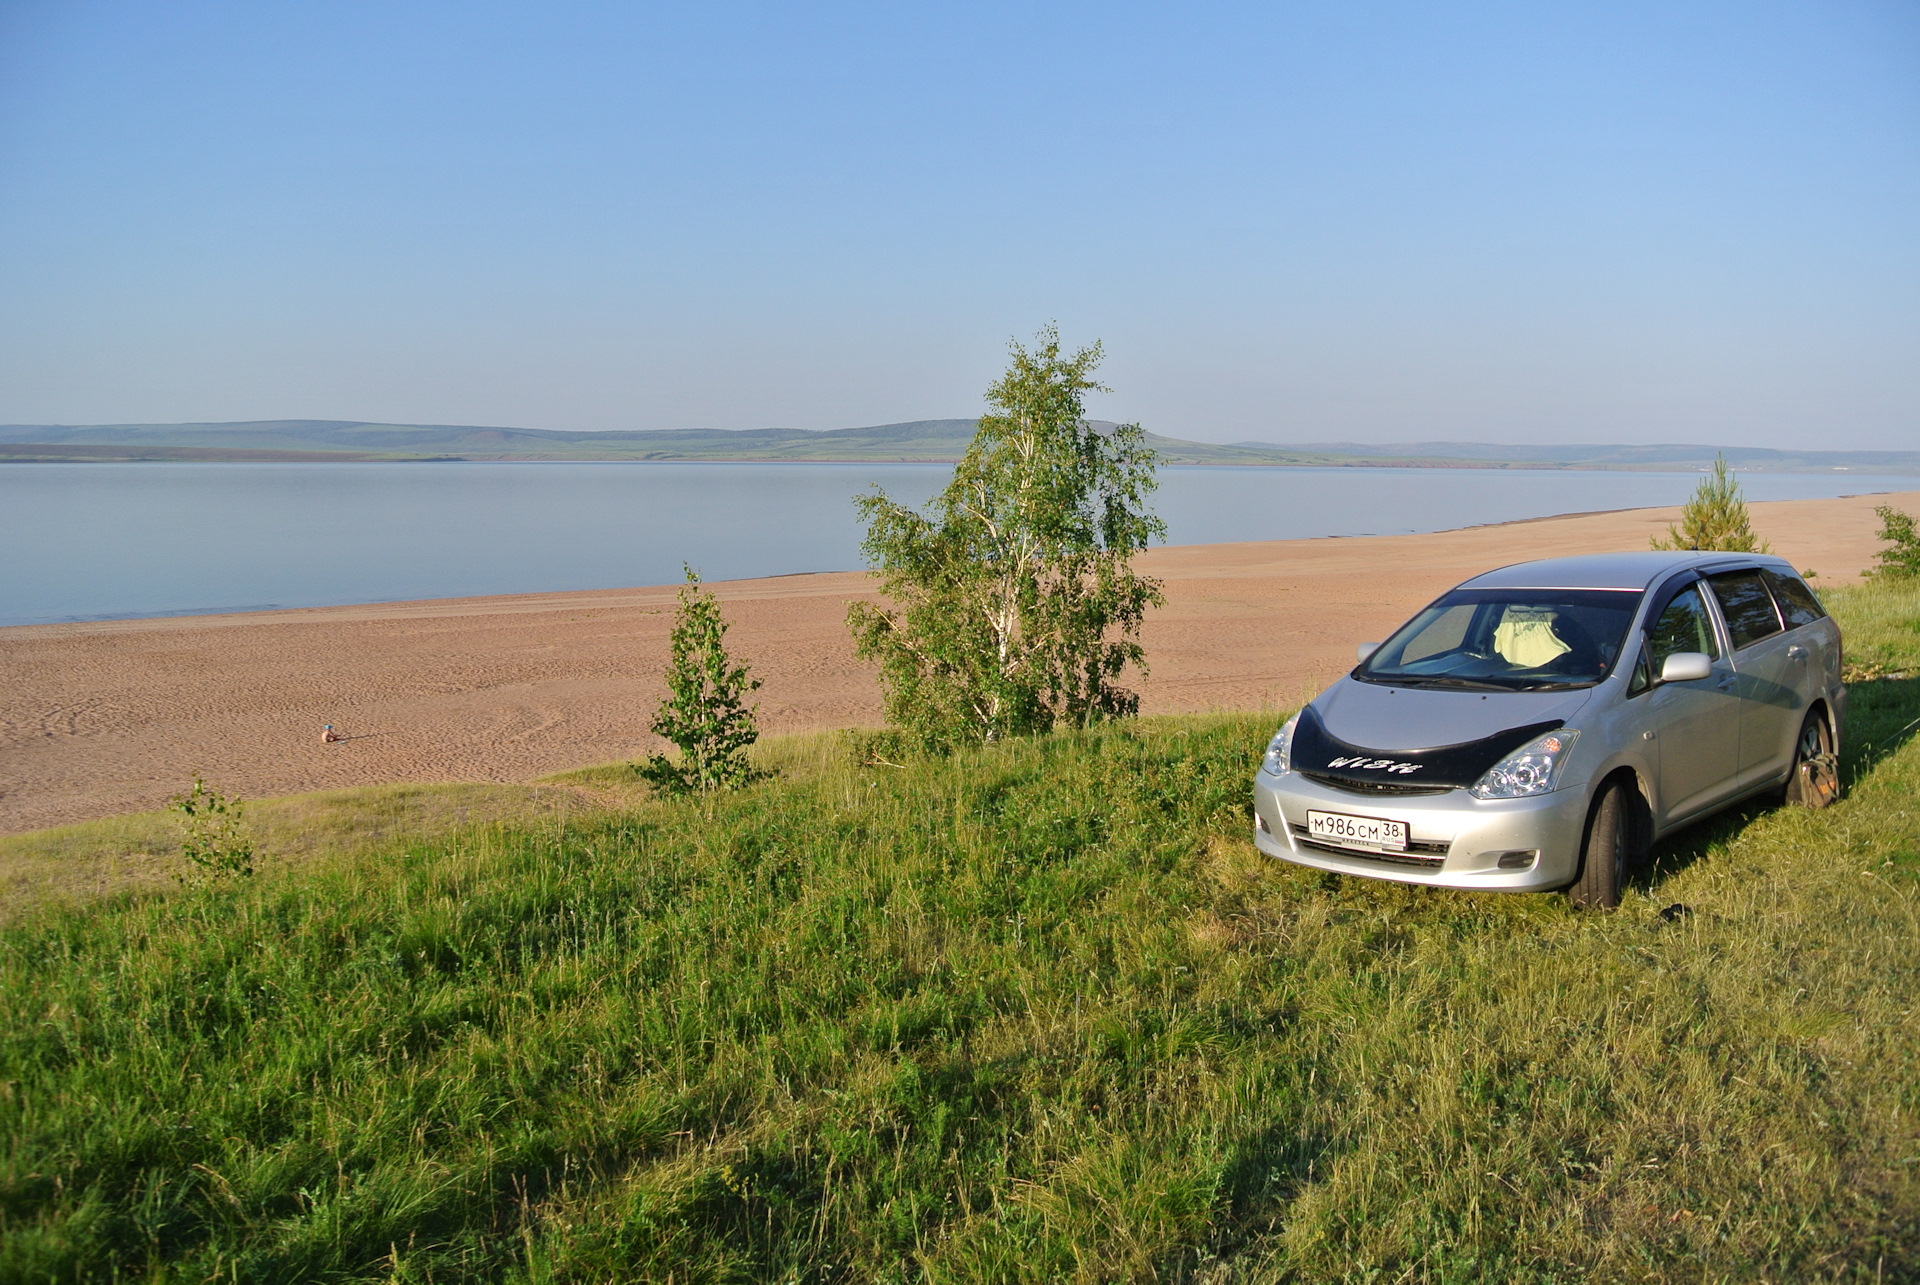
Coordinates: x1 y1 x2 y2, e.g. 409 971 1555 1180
2 489 1909 834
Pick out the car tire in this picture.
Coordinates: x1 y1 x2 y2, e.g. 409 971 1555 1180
1569 780 1634 911
1783 708 1839 808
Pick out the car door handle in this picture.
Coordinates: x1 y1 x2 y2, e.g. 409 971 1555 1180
1787 645 1808 661
1716 674 1737 691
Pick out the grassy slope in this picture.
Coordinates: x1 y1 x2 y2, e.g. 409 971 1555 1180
0 782 649 923
2 590 1918 1282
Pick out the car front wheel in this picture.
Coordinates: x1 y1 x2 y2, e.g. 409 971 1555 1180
1569 779 1638 910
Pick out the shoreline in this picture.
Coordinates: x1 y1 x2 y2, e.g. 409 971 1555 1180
2 489 1912 835
4 487 1910 637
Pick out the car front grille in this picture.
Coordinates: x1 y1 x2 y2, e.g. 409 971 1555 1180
1300 772 1455 798
1289 824 1451 866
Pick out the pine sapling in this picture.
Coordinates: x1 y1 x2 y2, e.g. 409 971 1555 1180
1650 454 1771 553
640 566 762 793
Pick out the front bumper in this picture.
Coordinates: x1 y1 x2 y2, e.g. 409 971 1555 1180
1251 768 1592 892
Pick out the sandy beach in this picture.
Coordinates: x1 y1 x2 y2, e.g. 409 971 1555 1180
2 488 1910 835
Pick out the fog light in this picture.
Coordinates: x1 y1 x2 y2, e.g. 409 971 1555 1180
1494 850 1539 871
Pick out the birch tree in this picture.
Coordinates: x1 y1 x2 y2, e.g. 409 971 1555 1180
639 566 761 792
847 327 1164 749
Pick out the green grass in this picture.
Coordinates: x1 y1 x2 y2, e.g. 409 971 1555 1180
0 782 638 924
3 598 1919 1282
1822 575 1920 680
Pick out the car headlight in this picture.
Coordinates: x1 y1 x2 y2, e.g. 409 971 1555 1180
1469 729 1580 800
1261 716 1298 776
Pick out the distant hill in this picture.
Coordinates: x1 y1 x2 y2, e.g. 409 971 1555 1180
1250 440 1920 473
1 420 1914 472
0 419 1001 463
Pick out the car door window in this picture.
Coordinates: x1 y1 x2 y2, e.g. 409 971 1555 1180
1626 640 1659 696
1645 585 1720 677
1762 569 1826 630
1707 570 1783 651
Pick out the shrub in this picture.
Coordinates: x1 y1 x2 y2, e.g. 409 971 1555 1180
1869 504 1920 578
169 776 255 883
1649 454 1771 553
639 566 761 793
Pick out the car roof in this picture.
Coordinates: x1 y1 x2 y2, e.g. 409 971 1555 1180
1458 550 1790 591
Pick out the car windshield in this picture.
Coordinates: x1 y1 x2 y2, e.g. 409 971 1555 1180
1358 588 1644 690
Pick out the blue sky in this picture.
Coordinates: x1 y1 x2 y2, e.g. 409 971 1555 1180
1 1 1914 447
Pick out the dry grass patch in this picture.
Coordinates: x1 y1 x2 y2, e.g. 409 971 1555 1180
0 729 869 920
0 781 607 920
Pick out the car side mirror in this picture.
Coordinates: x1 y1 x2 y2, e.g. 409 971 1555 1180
1659 652 1712 683
1356 642 1379 663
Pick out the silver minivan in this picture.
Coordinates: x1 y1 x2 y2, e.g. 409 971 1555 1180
1251 552 1845 908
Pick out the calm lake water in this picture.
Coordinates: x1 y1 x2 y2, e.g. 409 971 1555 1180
0 462 1909 626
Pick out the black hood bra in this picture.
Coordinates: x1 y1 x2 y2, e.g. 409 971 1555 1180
1291 705 1565 789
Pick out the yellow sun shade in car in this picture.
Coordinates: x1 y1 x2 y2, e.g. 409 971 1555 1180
1493 609 1572 668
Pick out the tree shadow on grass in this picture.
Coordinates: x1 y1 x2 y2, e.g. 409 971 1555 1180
1158 1117 1340 1280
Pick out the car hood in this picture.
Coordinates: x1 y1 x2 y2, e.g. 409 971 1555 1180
1294 679 1595 789
1314 679 1595 749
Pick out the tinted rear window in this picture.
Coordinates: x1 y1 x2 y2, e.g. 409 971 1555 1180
1707 570 1783 650
1762 569 1826 630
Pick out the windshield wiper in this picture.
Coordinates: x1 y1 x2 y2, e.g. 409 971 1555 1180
1367 675 1515 692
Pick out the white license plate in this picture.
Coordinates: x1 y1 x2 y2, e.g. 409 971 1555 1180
1306 809 1408 852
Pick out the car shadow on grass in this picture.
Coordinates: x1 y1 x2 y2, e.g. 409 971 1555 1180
1633 676 1920 891
1638 797 1776 889
1839 675 1920 783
